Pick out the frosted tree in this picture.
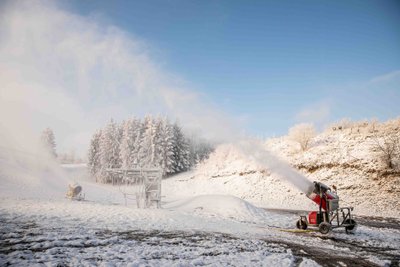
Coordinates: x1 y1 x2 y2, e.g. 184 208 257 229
139 115 157 167
40 128 57 158
372 122 400 170
187 135 214 166
288 123 316 151
99 119 122 183
197 141 214 163
153 116 164 168
120 118 140 169
171 122 190 172
87 130 102 182
158 117 175 176
131 118 144 167
89 115 213 181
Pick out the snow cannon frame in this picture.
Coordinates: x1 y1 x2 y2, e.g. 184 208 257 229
296 181 357 234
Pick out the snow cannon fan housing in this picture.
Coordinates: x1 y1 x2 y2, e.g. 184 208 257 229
306 181 339 211
66 183 85 201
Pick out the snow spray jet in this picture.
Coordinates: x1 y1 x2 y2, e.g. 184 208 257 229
235 139 314 194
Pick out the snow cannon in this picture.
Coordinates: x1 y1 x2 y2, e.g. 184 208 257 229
66 183 85 201
296 181 357 234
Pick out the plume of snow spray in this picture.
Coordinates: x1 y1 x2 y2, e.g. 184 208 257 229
0 0 237 198
236 139 313 194
0 124 71 199
0 0 313 198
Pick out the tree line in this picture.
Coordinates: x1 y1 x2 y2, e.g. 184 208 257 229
87 115 214 183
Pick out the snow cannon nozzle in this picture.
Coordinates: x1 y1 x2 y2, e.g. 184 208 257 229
312 181 331 195
306 181 339 211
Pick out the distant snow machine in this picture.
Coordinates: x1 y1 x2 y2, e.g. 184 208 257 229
296 181 357 234
66 183 85 201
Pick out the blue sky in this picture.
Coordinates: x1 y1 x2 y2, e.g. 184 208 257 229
62 0 400 136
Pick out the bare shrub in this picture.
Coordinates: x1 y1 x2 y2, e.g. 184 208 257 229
288 123 316 151
327 118 353 132
368 118 379 133
372 131 400 170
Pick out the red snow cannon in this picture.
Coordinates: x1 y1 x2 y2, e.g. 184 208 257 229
296 181 357 234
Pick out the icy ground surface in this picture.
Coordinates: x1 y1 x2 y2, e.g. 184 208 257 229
0 215 299 266
1 196 399 267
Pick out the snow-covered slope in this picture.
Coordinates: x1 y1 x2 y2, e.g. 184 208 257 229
163 145 317 212
164 126 400 218
267 128 400 218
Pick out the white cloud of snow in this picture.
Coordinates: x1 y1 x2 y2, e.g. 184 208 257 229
0 0 237 157
2 0 396 199
0 0 316 198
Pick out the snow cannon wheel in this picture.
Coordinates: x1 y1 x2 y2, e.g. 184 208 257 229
344 219 357 234
296 219 307 230
319 222 331 234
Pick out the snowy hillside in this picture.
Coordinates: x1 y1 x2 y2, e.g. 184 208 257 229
1 144 400 265
164 123 400 218
267 126 400 218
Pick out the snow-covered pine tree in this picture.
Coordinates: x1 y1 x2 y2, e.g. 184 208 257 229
138 115 153 167
187 134 214 166
120 118 138 169
195 140 214 163
90 116 209 181
171 122 190 173
187 133 199 167
99 119 122 183
153 116 163 169
140 115 159 167
40 128 57 158
157 117 175 176
131 117 143 167
87 129 102 182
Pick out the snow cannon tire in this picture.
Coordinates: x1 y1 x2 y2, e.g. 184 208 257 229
344 219 357 234
296 219 307 230
319 222 331 234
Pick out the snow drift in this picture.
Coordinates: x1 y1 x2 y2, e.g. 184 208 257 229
164 195 269 223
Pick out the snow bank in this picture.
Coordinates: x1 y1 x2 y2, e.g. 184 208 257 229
164 194 270 223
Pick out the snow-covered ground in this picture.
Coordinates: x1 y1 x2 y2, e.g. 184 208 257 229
1 162 400 266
